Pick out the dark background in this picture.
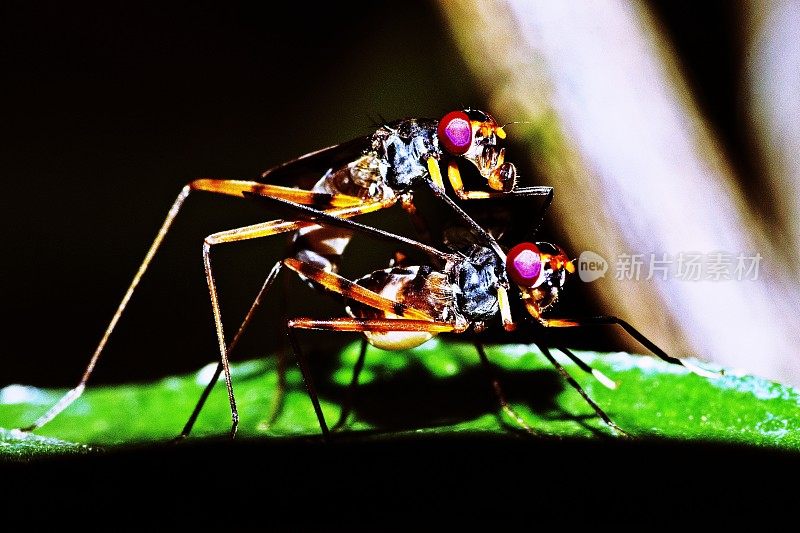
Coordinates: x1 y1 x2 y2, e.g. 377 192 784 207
0 1 751 388
1 1 483 387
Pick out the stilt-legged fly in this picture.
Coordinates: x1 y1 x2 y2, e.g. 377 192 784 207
246 196 719 437
20 109 553 436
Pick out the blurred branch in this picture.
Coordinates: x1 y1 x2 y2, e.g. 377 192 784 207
438 0 800 384
743 0 800 270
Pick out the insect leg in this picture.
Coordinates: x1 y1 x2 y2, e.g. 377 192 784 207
287 318 459 436
332 337 368 431
446 160 553 201
284 254 459 436
281 259 434 320
19 185 192 431
423 179 507 260
555 345 618 390
267 269 292 429
177 260 284 440
286 325 329 436
497 286 516 332
534 342 628 436
474 342 536 435
202 198 400 436
191 179 363 207
19 179 367 432
444 160 554 238
541 317 721 379
247 194 454 263
398 193 434 247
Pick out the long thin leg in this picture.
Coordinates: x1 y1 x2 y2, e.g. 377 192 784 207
288 318 459 435
281 259 436 321
19 185 190 432
177 260 284 439
190 179 363 207
287 327 330 437
20 178 370 432
541 316 721 379
264 267 292 429
439 160 554 247
246 194 453 263
555 345 617 390
535 342 627 436
443 160 555 240
259 181 505 267
423 178 507 261
474 342 536 435
332 337 368 431
200 199 410 436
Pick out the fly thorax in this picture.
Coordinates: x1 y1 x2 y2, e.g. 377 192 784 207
372 119 439 191
450 245 502 322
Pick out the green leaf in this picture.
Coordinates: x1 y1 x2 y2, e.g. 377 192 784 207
2 339 799 460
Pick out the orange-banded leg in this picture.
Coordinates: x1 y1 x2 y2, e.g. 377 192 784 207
280 260 444 436
442 160 553 201
190 179 364 207
332 244 432 432
186 193 452 438
18 178 379 433
441 160 554 238
287 317 461 436
202 198 399 437
541 316 721 379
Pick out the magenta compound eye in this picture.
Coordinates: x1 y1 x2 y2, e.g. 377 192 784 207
506 242 544 287
437 111 472 155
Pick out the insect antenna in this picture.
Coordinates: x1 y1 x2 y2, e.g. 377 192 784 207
499 120 534 129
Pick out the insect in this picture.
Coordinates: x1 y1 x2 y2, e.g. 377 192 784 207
20 108 552 436
248 196 719 436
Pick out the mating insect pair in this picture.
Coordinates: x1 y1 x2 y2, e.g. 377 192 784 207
19 108 714 438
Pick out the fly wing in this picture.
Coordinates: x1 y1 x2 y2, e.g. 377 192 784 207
259 136 370 189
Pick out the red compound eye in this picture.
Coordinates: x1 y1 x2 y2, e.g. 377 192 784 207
506 242 544 287
437 111 472 155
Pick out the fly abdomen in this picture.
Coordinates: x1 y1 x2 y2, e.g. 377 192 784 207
288 152 392 278
346 266 462 350
289 225 352 274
